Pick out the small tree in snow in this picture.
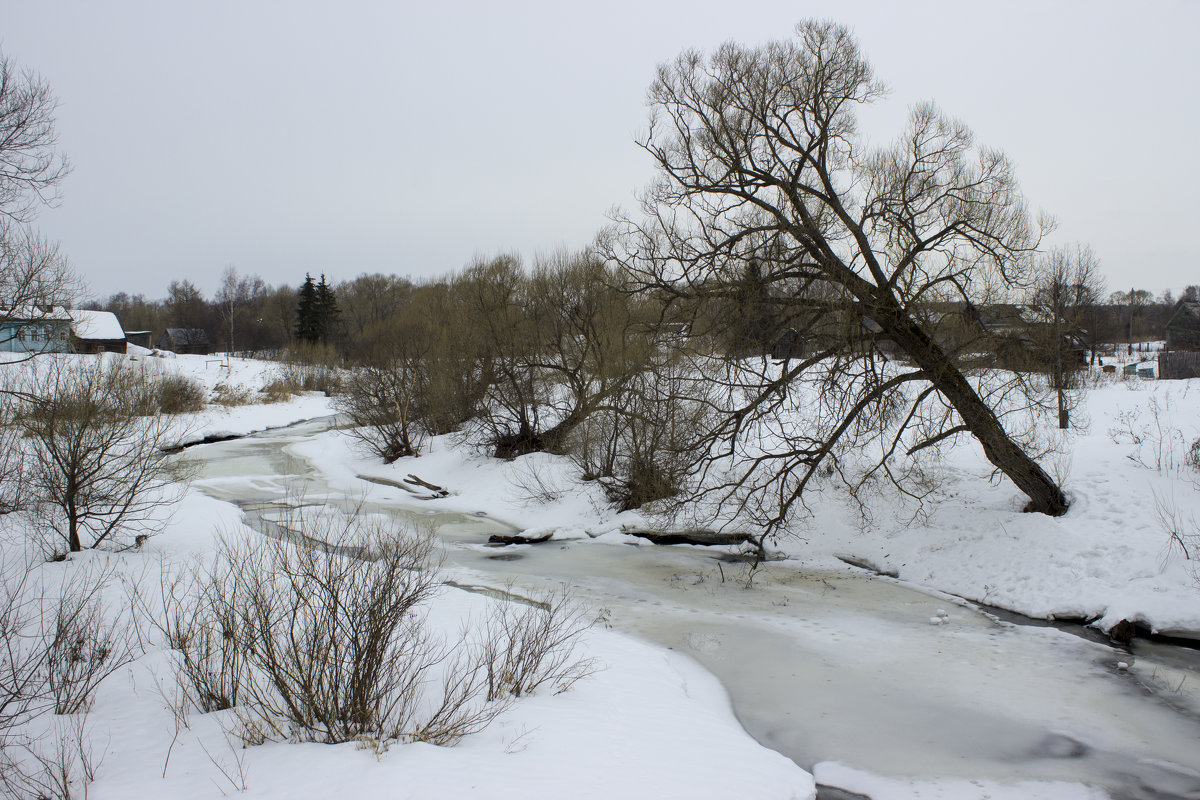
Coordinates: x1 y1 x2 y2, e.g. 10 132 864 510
22 359 184 553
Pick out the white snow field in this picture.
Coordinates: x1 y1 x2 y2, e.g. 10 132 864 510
3 351 1200 799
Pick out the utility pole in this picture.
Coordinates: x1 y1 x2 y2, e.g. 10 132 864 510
1128 286 1134 357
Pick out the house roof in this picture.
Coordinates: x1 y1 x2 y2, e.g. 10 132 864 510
974 304 1027 330
69 309 126 341
1167 301 1200 327
163 328 211 345
0 305 72 323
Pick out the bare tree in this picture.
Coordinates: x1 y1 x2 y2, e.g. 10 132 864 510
22 359 184 553
0 373 29 514
1108 287 1154 354
335 276 491 460
0 50 77 358
0 214 78 365
455 252 656 459
605 21 1070 525
163 279 210 334
565 351 714 510
1026 245 1105 429
0 52 70 224
334 272 415 353
0 225 78 322
455 255 548 457
336 357 428 462
524 250 656 454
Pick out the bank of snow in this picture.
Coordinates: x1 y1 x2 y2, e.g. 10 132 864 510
779 375 1200 638
146 352 338 444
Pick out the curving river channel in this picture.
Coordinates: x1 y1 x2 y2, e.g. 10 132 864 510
179 417 1200 799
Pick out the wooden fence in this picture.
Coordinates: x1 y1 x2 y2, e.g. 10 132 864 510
1158 351 1200 380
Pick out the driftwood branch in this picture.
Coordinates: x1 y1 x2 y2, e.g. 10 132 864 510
403 474 450 497
487 532 553 546
623 528 751 546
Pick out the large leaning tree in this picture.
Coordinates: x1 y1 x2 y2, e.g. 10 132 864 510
605 20 1069 526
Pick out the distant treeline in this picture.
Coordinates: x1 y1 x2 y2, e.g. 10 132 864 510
85 267 1199 361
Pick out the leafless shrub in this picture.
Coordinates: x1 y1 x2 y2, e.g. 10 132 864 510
195 722 249 794
277 346 343 396
144 505 599 749
1155 490 1199 570
1187 437 1200 474
151 373 205 414
132 556 249 714
148 509 495 747
259 376 299 403
1109 395 1188 474
2 561 130 727
0 712 96 800
0 563 46 736
1 562 123 799
482 586 597 700
230 522 506 745
46 574 134 715
209 382 253 407
508 457 572 504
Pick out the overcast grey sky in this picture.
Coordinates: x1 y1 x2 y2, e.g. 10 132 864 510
5 0 1198 301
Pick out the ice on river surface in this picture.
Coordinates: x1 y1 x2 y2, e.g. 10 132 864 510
180 421 1200 798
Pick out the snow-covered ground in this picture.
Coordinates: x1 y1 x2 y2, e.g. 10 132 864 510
788 372 1200 639
3 351 1200 799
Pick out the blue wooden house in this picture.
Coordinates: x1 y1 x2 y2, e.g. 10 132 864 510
0 306 72 354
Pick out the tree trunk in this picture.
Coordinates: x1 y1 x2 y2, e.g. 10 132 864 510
539 408 586 455
874 305 1069 517
67 501 81 552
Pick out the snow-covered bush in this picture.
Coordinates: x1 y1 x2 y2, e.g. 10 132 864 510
147 507 596 748
149 372 205 414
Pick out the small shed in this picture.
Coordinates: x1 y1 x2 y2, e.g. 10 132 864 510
1165 301 1200 351
157 328 211 355
0 306 72 353
125 330 153 349
69 309 127 353
1159 351 1200 380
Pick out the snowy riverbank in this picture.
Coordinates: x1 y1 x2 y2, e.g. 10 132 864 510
4 351 1199 799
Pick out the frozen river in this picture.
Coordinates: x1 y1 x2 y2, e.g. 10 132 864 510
181 418 1200 799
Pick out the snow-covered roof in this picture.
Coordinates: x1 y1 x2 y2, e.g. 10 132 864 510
0 304 72 322
69 309 126 340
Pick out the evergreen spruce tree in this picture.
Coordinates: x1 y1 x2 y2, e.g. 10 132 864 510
315 273 340 344
295 273 319 344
